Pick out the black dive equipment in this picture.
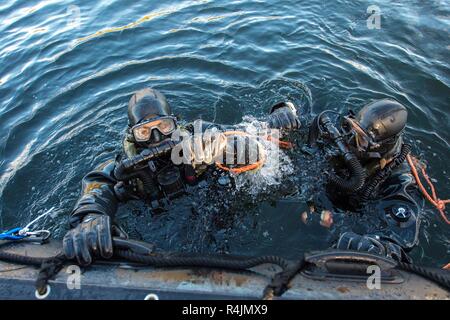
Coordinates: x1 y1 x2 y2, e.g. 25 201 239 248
353 99 407 156
113 139 182 204
309 111 365 194
114 139 178 177
157 166 185 199
127 88 175 146
358 143 411 202
128 88 172 127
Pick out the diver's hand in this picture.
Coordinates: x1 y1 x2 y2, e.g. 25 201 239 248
336 232 386 256
267 102 300 130
335 232 409 262
184 130 227 166
63 213 113 266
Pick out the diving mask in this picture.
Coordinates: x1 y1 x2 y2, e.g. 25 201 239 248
132 116 177 143
342 116 376 151
342 116 400 155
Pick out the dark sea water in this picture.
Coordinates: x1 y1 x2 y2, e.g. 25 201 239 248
0 1 448 267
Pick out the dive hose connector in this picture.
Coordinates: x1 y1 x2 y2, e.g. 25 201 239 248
123 139 178 170
319 114 351 155
0 208 53 243
114 139 178 179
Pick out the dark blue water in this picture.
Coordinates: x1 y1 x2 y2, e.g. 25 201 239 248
0 1 449 267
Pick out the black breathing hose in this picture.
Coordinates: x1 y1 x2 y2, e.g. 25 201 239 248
359 143 411 202
319 113 365 193
328 154 365 194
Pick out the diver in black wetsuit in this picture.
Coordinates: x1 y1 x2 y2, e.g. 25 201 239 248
63 88 300 265
307 99 420 263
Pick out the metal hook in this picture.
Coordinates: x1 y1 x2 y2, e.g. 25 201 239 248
26 230 51 241
18 207 54 236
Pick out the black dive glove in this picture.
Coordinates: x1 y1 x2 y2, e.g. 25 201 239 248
335 232 410 262
267 102 300 130
63 213 113 265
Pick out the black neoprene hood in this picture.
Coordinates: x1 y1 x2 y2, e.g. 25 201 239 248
127 88 172 126
356 98 407 143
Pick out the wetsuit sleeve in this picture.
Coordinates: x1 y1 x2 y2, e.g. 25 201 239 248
69 160 120 228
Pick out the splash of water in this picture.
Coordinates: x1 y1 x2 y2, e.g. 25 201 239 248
232 116 295 197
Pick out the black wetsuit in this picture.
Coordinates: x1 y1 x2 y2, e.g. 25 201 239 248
316 143 422 262
371 162 421 252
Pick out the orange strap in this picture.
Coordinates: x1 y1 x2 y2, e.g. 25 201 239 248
406 154 450 225
264 135 293 149
215 161 264 174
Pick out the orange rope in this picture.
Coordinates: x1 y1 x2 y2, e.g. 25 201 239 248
264 135 293 149
443 263 450 270
406 154 450 225
215 161 264 174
